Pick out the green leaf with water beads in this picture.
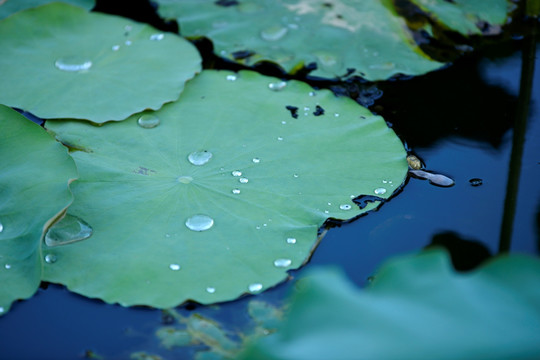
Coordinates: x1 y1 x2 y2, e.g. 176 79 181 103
156 0 445 81
409 0 513 35
0 2 201 123
0 105 77 316
240 249 540 360
0 0 95 20
44 70 407 307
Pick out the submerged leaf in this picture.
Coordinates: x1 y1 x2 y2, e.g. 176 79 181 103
43 70 407 307
240 250 540 359
0 105 77 315
0 3 201 122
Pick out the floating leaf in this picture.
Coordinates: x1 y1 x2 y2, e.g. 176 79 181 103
240 250 540 359
156 0 444 81
409 0 512 35
0 3 201 122
410 169 455 187
0 0 94 19
0 105 77 315
43 70 407 307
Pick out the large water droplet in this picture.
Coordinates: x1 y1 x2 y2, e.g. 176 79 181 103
45 214 93 247
185 215 214 231
260 25 288 41
177 176 193 184
248 283 263 293
137 114 160 128
374 187 387 195
188 151 212 166
286 237 297 244
55 56 92 72
169 263 181 271
273 258 292 268
232 170 242 177
339 204 352 210
268 81 287 91
206 287 216 294
239 177 249 184
150 33 164 41
44 254 57 264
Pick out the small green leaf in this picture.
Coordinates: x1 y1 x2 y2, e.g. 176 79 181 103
0 105 77 315
0 3 201 122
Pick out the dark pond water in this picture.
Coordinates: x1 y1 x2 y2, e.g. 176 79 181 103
0 6 539 360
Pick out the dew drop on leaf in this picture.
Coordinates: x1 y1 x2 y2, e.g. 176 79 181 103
374 187 387 195
137 114 160 128
232 170 242 177
339 204 352 210
188 150 212 166
252 158 260 163
177 176 193 184
169 264 181 271
268 81 287 91
260 25 288 41
112 45 120 51
54 56 92 72
287 237 297 244
239 177 249 184
248 283 263 293
226 74 237 81
45 214 93 247
150 33 164 41
232 189 241 194
206 287 216 294
5 264 11 269
44 254 57 264
185 215 214 231
273 258 292 268
0 221 3 233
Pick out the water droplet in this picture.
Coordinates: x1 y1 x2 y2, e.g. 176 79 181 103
4 264 11 269
286 237 297 244
55 56 92 72
232 189 240 194
177 176 193 184
260 25 288 41
137 114 160 128
44 254 57 264
112 45 120 51
277 137 283 141
188 150 212 166
206 287 216 294
150 33 164 41
273 258 292 268
124 25 132 32
340 204 352 210
309 91 316 97
45 214 93 247
0 222 3 233
185 215 214 232
0 307 4 313
239 177 249 184
165 234 170 238
125 40 132 46
248 283 263 293
268 81 287 91
303 106 310 112
293 174 299 178
374 187 387 195
226 74 237 81
232 170 242 177
169 264 181 271
382 180 388 184
281 121 287 125
252 158 260 163
469 178 483 187
334 113 340 117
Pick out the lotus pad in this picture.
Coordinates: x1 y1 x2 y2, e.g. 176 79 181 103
0 2 201 122
410 0 512 35
44 70 407 307
156 0 443 81
0 105 77 315
240 250 540 359
0 0 94 20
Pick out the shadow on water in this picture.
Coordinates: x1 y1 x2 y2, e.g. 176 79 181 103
0 3 539 360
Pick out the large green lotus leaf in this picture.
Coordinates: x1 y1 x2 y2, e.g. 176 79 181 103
0 3 201 122
0 0 94 20
43 70 407 307
0 105 77 316
156 0 443 81
240 250 540 360
409 0 512 35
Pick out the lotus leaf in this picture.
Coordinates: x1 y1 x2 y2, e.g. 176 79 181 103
0 105 77 315
0 0 94 20
43 70 407 307
156 0 444 81
410 0 512 35
240 250 540 359
0 2 201 122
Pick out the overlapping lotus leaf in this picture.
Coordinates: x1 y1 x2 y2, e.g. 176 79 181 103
0 0 94 20
410 0 512 35
0 2 201 122
240 250 540 359
0 105 77 315
43 70 407 307
156 0 444 81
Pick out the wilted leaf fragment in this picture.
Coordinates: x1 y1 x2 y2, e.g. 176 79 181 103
44 70 407 307
0 105 77 315
0 3 201 122
240 250 540 360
